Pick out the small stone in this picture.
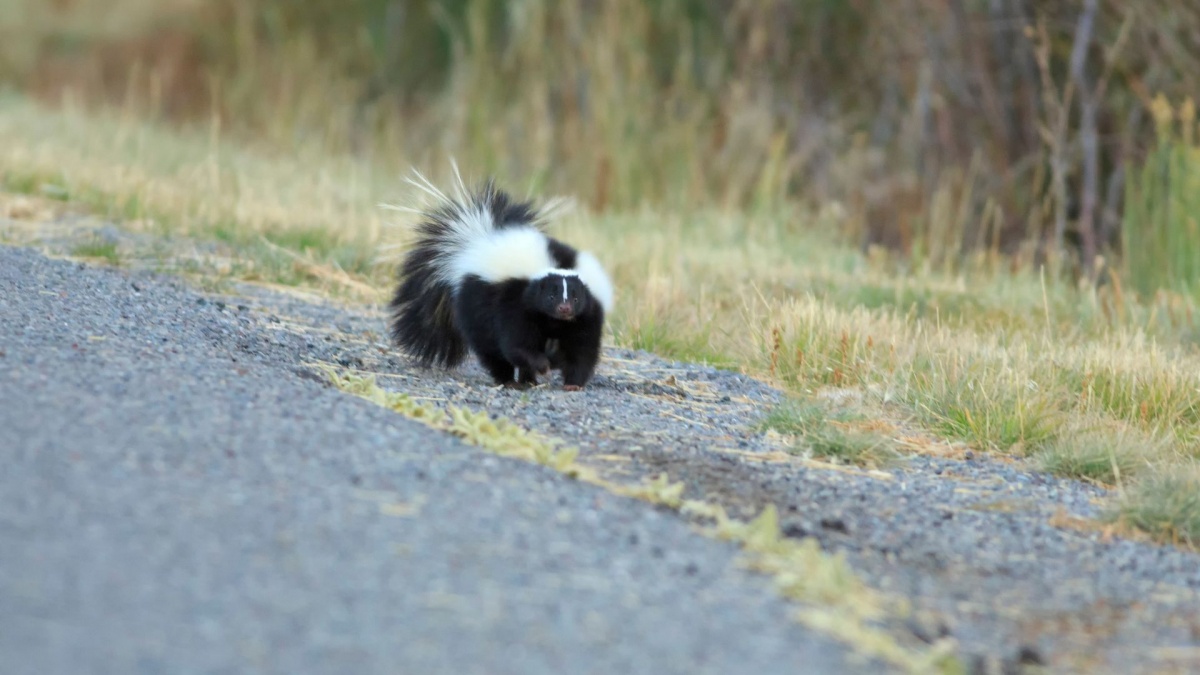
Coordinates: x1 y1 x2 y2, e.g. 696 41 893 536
819 517 849 534
906 616 951 644
1017 645 1045 665
782 521 808 538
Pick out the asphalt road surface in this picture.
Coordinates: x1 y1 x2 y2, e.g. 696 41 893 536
0 245 872 674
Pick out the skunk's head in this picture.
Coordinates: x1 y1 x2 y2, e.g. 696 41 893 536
524 272 596 321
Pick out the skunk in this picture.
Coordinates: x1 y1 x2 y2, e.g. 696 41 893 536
387 173 614 390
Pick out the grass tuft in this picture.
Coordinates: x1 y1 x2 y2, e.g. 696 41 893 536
1114 467 1200 547
914 375 1060 455
763 400 899 467
70 236 121 265
1034 420 1168 485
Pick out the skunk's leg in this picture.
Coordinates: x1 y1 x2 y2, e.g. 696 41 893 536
507 347 550 383
475 348 518 386
544 338 566 370
499 322 551 385
557 330 602 391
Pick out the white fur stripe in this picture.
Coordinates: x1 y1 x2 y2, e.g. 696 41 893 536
573 251 614 313
448 226 556 285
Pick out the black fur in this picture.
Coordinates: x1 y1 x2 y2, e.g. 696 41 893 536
388 179 607 389
452 274 603 388
521 274 604 387
387 180 541 369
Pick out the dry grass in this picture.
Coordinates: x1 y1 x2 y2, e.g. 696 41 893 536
760 400 901 468
4 93 1200 547
1116 466 1200 548
11 0 1196 259
0 94 391 299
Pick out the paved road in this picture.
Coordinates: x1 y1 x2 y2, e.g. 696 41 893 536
0 246 868 675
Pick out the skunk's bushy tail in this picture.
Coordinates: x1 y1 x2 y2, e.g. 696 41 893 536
388 247 465 368
387 175 544 368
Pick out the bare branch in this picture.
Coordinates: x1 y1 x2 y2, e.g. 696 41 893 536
1030 17 1074 260
1071 0 1100 277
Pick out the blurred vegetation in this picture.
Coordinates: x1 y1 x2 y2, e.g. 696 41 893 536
3 0 1200 293
1123 95 1200 299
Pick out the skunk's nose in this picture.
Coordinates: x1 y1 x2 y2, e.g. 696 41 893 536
555 302 574 318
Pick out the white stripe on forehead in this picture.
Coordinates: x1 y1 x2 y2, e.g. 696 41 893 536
562 277 568 302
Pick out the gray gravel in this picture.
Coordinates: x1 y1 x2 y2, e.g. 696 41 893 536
219 266 1200 673
9 207 1200 674
0 245 873 675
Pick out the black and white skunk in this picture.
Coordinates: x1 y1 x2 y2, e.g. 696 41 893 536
386 172 614 390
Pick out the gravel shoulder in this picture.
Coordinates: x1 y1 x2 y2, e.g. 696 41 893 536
234 278 1200 674
7 204 1200 674
0 244 870 675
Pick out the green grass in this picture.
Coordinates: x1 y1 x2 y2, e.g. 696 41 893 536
1124 96 1200 300
69 236 121 265
1033 418 1170 485
911 370 1061 455
1116 468 1200 547
763 401 899 467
